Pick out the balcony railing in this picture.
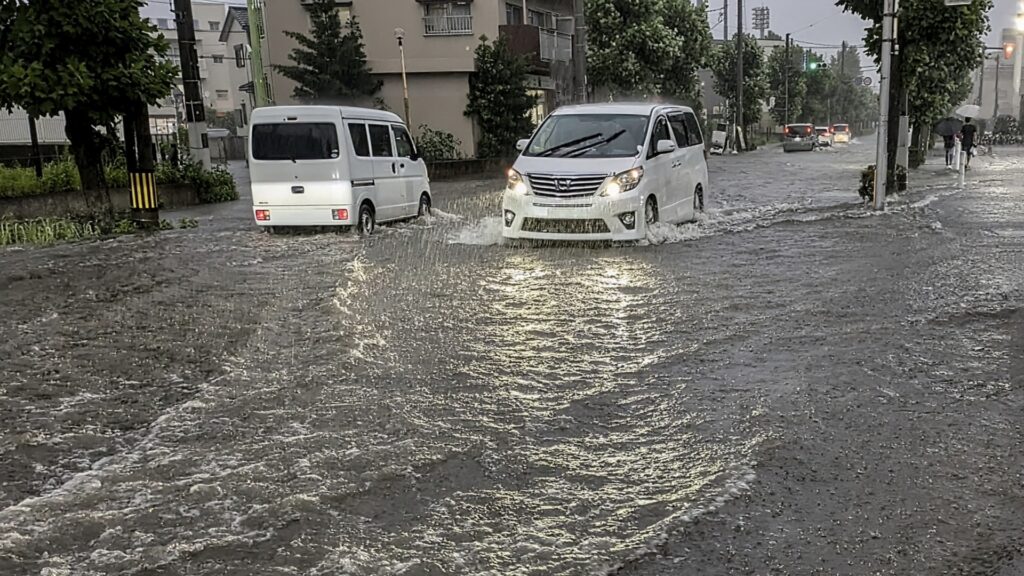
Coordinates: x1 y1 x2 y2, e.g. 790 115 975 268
539 29 573 62
423 15 473 36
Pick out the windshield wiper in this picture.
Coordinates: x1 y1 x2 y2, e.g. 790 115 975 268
564 130 628 158
534 132 604 157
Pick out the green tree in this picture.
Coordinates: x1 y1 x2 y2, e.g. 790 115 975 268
837 0 992 165
464 36 534 158
587 0 678 96
659 0 713 106
710 34 769 128
800 53 835 124
275 0 381 103
588 0 711 101
766 44 807 125
0 0 176 191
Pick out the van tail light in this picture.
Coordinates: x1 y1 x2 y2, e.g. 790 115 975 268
255 209 271 221
332 208 349 221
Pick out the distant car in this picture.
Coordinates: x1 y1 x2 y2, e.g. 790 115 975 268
783 124 816 152
832 123 851 144
815 126 833 147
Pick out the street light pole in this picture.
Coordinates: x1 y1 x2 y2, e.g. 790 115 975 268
395 28 411 127
874 0 896 211
785 33 791 125
735 0 744 151
994 51 1002 121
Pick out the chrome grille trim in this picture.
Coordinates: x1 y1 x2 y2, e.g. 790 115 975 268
527 173 607 198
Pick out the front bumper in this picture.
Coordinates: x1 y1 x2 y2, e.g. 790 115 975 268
783 141 815 152
501 192 645 241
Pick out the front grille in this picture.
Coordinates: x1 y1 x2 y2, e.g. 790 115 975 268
528 173 607 198
521 218 610 234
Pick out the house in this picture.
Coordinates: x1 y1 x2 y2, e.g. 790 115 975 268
252 0 578 157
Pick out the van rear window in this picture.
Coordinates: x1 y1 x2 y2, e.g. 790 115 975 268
252 123 339 160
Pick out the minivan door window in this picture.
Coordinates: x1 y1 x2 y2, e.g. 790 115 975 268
369 124 394 157
683 113 703 147
348 123 370 157
668 114 689 147
392 125 416 158
647 116 672 159
252 123 339 160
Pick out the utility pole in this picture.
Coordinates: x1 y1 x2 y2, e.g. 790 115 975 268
395 29 411 126
735 0 744 151
839 41 847 121
723 0 729 41
27 115 43 179
174 0 211 169
994 51 1002 120
785 33 790 125
874 0 895 210
123 102 160 227
574 0 588 104
976 56 986 107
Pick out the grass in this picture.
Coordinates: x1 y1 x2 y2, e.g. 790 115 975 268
0 218 102 246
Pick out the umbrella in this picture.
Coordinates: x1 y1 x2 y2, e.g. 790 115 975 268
934 117 963 137
955 104 981 118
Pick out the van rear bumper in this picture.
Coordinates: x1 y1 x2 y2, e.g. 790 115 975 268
252 205 353 226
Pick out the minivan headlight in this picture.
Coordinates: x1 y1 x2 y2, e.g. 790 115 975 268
600 167 644 196
507 168 528 195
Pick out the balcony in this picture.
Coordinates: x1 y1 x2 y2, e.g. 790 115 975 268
499 24 573 72
423 14 473 36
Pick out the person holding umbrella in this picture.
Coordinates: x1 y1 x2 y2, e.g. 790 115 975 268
960 118 978 169
934 116 963 169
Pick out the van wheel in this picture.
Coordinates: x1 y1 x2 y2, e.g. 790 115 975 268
417 193 432 217
357 204 375 236
644 196 659 226
693 185 705 213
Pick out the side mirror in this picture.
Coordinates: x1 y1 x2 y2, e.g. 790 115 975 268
410 150 420 162
656 139 677 154
516 139 530 152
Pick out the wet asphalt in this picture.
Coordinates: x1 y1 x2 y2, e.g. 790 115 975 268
1 140 1022 576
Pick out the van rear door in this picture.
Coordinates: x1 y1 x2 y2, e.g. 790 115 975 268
250 119 347 207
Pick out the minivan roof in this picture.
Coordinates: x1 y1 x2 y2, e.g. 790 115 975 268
250 105 403 124
551 103 694 116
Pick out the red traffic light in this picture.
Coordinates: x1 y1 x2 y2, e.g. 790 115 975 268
1004 41 1016 60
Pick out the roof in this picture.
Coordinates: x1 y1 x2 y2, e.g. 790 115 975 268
551 103 693 116
251 105 404 124
219 6 249 43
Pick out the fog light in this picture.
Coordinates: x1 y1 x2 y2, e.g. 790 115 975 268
503 210 516 227
332 208 349 221
618 211 636 230
255 209 271 221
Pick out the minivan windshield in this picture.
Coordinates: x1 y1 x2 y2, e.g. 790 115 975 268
524 114 649 158
834 124 850 132
252 122 340 161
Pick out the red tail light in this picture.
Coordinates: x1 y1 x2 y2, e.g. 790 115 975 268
331 208 349 221
255 209 270 221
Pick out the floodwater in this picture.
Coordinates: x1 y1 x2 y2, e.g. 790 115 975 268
2 140 1022 575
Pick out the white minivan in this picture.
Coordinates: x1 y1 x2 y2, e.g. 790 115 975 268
248 106 431 234
502 103 708 242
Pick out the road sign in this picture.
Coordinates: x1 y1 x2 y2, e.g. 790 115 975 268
863 77 873 86
854 76 864 85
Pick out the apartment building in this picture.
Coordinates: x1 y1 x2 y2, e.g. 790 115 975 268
254 0 577 157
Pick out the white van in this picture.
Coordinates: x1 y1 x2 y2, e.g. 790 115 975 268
501 103 708 242
248 106 431 234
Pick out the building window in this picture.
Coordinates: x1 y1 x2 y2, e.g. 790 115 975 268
209 21 221 31
505 3 523 25
216 90 229 100
306 6 351 29
423 2 472 36
528 9 554 30
212 54 224 64
156 18 170 30
193 19 200 30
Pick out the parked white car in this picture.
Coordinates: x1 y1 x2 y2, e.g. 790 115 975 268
501 103 709 242
248 106 431 234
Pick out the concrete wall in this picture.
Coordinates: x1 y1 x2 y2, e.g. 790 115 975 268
0 185 199 220
378 73 477 157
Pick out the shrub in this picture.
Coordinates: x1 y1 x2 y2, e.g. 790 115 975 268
175 163 238 203
416 125 465 161
41 156 81 193
0 165 44 198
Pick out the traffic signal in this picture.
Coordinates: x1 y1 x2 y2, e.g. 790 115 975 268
1004 41 1016 61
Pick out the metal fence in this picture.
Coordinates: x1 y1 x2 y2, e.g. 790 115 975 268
539 30 573 63
423 15 473 36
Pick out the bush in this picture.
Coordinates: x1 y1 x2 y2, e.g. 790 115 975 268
860 164 908 202
41 156 81 193
175 162 238 203
416 125 465 161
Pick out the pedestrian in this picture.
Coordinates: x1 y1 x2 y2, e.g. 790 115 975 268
943 133 956 168
960 117 978 169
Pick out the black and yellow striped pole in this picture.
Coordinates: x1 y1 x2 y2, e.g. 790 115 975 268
124 102 160 227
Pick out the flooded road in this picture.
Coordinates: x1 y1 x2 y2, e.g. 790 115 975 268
2 141 1022 575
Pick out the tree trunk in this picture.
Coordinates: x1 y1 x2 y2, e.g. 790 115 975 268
886 50 903 190
64 108 111 215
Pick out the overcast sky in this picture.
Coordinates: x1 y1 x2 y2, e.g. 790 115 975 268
708 0 1020 50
